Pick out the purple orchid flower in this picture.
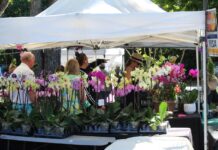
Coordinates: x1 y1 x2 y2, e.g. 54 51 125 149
48 74 58 82
71 78 83 91
189 69 199 78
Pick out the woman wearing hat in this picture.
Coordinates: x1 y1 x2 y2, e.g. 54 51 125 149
125 53 143 80
122 53 143 108
207 75 218 105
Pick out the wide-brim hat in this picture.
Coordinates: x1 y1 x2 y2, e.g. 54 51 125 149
131 53 143 64
208 75 218 90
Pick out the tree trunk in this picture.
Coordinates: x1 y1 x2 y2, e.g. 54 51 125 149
0 0 9 16
30 0 42 16
33 49 61 76
48 0 57 5
44 48 61 73
29 0 60 76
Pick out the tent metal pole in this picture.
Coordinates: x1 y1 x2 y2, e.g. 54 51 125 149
67 48 69 61
202 41 208 150
203 0 208 10
122 54 125 71
196 46 200 113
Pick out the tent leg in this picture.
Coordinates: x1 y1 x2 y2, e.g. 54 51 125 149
196 46 200 113
202 41 208 150
67 48 69 61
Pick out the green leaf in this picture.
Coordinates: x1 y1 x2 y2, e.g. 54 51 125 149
159 101 168 122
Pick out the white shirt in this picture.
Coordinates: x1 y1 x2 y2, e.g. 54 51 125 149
10 63 35 104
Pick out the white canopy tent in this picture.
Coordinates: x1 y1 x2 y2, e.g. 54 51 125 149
0 0 204 50
37 0 165 16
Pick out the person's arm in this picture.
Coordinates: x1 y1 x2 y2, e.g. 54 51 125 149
28 72 37 103
125 67 131 80
29 91 37 103
79 84 87 108
87 59 107 72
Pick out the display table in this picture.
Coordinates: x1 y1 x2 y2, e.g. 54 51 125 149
160 128 193 144
0 127 192 150
0 134 116 146
208 125 218 150
0 135 116 150
105 136 193 150
168 113 203 150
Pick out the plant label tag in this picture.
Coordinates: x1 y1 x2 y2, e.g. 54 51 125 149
98 99 105 106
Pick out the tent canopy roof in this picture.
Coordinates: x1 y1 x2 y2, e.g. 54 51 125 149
37 0 165 16
0 0 205 50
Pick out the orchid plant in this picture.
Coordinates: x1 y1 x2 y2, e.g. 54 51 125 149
131 66 159 91
105 70 119 88
178 68 199 104
152 62 186 101
88 70 106 93
115 77 134 97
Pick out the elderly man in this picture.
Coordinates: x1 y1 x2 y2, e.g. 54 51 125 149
10 51 36 113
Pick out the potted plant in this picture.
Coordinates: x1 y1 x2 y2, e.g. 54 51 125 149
207 58 218 90
127 110 146 132
178 68 199 114
95 109 110 132
17 111 34 135
106 101 121 130
115 103 133 131
152 61 186 112
149 101 168 132
180 89 198 114
0 109 22 134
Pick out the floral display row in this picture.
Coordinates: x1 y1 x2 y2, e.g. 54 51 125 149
0 56 199 138
0 98 168 138
0 60 198 106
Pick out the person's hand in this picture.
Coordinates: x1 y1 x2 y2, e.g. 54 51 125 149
97 59 108 64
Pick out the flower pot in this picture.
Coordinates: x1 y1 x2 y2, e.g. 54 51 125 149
167 101 176 112
184 103 196 114
111 121 119 128
159 121 170 131
21 124 31 133
127 122 138 131
153 101 160 112
99 122 109 131
1 122 11 131
44 126 52 134
129 121 139 129
53 127 65 135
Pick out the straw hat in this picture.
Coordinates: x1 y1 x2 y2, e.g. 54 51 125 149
208 75 218 90
130 53 143 64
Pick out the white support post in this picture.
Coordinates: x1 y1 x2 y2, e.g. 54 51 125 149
67 48 69 61
122 54 125 71
202 41 208 150
196 46 200 113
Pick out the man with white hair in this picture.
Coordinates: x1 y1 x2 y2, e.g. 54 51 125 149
10 51 36 113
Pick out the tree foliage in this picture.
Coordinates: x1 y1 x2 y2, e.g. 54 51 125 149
2 0 56 17
152 0 218 12
30 0 42 16
0 0 9 16
3 0 30 17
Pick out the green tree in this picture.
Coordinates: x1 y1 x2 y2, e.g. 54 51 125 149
2 0 61 75
0 0 9 16
2 0 56 17
30 0 42 16
152 0 218 12
3 0 30 17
